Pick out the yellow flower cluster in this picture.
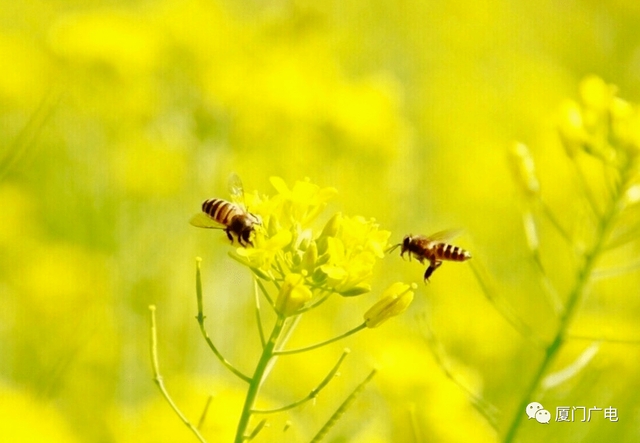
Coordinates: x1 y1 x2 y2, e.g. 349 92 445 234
316 214 391 296
558 75 640 161
234 177 393 315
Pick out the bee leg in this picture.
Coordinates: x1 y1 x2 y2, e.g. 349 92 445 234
424 261 442 283
241 231 253 248
225 229 235 245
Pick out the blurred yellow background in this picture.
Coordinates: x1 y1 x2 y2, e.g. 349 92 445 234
1 0 640 442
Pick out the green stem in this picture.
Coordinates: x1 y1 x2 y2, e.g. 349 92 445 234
234 315 287 443
568 334 640 345
309 369 377 443
196 259 251 383
253 280 266 348
275 323 366 356
252 349 350 414
149 306 208 443
539 199 572 244
197 395 213 430
255 278 275 309
421 312 499 431
469 261 545 348
502 159 630 443
296 289 332 313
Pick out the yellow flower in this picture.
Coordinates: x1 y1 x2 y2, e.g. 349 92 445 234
275 273 313 316
364 282 416 328
236 230 292 272
230 179 390 298
339 216 390 259
269 177 337 227
317 216 390 296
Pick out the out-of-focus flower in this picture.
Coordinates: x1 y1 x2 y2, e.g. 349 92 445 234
610 97 640 156
623 184 640 207
275 273 312 316
364 282 416 328
579 75 614 114
557 99 590 157
557 76 640 161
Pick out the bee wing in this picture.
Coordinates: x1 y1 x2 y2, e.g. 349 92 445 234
228 173 247 209
427 228 464 243
189 212 226 229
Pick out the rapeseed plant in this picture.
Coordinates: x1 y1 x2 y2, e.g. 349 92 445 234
458 75 640 442
416 75 640 443
504 76 640 442
150 177 415 442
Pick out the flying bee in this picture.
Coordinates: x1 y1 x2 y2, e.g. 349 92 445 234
190 173 262 247
388 230 471 282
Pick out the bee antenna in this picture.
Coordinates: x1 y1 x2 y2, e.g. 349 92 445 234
385 243 402 254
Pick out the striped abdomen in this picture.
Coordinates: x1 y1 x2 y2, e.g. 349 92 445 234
431 243 471 262
202 198 244 226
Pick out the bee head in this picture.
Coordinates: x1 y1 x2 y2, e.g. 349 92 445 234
237 218 257 246
385 235 411 255
239 216 257 233
402 234 413 251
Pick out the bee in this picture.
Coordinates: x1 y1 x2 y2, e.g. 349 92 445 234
190 173 262 247
388 230 471 282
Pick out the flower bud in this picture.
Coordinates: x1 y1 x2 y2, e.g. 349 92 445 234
320 212 342 238
364 282 415 328
339 284 371 297
298 237 310 251
316 236 328 255
522 211 539 252
312 268 328 283
315 252 331 267
289 226 299 252
558 99 589 157
579 75 612 113
275 273 312 316
302 241 318 273
610 97 638 150
292 253 302 268
509 142 540 198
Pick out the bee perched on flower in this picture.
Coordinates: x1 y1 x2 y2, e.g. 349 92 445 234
189 173 262 247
